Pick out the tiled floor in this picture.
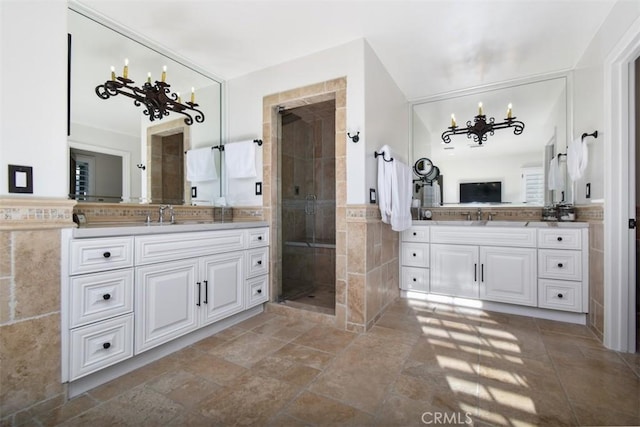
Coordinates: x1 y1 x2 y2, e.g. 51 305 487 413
9 297 640 426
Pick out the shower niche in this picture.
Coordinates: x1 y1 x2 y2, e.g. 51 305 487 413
279 100 336 313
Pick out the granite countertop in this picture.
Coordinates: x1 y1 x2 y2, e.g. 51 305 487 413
73 220 268 238
411 220 588 228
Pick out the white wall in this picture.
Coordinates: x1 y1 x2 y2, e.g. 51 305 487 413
572 0 640 203
1 1 68 198
225 39 366 205
363 41 410 201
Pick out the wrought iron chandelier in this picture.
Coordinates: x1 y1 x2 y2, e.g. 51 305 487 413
95 60 205 126
441 102 524 145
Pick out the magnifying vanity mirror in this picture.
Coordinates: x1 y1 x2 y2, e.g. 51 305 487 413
411 75 569 207
67 6 222 205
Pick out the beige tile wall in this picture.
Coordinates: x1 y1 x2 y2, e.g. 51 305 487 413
0 198 75 419
575 204 605 341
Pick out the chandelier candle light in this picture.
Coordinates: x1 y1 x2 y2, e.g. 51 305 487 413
95 60 205 126
441 101 524 145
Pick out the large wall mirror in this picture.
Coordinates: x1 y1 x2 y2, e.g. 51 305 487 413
411 75 569 207
68 6 222 205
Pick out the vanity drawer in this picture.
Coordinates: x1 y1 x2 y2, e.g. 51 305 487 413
402 243 430 268
538 279 582 312
246 247 269 278
70 237 134 275
247 227 269 248
69 314 134 381
401 266 429 292
136 229 245 265
246 275 269 308
537 229 582 250
431 227 536 248
538 249 582 281
70 269 134 328
402 226 429 243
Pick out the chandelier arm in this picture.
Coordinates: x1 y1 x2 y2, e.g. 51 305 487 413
94 78 205 125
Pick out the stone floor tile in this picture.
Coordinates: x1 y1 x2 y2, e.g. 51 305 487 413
209 330 288 367
284 391 376 426
292 324 356 354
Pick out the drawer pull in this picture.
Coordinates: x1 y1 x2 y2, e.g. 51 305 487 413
412 253 417 257
557 263 564 268
474 264 477 282
557 237 563 242
103 251 111 258
102 342 111 350
412 278 417 282
258 236 263 240
257 260 262 265
203 280 208 304
557 293 564 299
257 289 262 294
413 232 417 236
196 282 201 307
102 293 111 300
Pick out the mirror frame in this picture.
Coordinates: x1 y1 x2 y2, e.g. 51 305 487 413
409 71 573 207
67 1 226 205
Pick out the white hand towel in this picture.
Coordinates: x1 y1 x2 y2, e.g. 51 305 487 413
547 156 565 190
391 160 413 232
567 137 588 182
186 147 218 182
377 145 393 224
225 140 257 179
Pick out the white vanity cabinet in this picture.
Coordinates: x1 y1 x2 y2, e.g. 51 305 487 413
429 226 537 306
400 226 430 292
537 228 588 312
62 224 270 385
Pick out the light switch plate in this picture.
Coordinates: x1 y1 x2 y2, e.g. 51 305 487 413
255 182 262 195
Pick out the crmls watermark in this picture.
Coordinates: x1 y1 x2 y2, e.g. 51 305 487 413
421 411 473 425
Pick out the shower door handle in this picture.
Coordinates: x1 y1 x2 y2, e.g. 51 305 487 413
305 194 317 215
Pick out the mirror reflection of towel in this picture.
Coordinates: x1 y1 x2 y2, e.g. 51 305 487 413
225 140 257 179
186 147 218 182
547 156 564 190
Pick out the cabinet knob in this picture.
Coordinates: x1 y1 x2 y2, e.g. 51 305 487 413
102 293 111 300
258 236 263 240
103 251 111 258
557 293 564 299
257 260 262 265
557 237 563 242
412 278 417 282
557 263 564 268
413 232 417 236
257 289 262 294
102 342 111 349
412 253 417 257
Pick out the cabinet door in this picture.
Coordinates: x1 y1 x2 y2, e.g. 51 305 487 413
200 252 244 325
480 246 537 306
135 259 199 354
430 244 479 298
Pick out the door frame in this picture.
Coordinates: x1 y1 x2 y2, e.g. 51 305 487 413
604 16 640 352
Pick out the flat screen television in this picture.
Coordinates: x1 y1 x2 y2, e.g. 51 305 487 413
459 181 502 203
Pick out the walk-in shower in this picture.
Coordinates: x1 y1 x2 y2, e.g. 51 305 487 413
278 100 336 313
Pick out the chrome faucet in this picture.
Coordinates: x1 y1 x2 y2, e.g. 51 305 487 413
158 205 174 223
461 212 472 221
487 212 494 221
476 208 482 221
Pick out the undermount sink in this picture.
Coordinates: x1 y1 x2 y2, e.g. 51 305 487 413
483 221 529 227
433 220 480 226
425 220 529 227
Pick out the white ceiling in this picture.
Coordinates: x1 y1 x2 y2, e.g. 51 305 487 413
75 0 617 101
